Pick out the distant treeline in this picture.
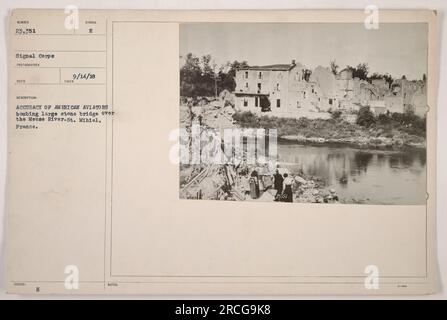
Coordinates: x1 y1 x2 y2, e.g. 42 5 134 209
180 53 248 97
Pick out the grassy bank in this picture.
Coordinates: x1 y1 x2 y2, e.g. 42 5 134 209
232 109 426 148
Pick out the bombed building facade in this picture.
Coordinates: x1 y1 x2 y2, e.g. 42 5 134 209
234 60 427 119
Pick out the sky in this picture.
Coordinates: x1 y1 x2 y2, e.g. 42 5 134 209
180 23 428 80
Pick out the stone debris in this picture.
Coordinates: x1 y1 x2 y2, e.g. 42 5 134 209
180 161 339 203
295 179 339 203
179 100 339 203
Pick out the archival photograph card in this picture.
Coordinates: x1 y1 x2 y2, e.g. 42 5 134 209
5 9 438 295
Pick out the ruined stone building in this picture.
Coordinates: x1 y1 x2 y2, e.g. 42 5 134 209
390 79 427 116
233 60 427 119
234 61 329 119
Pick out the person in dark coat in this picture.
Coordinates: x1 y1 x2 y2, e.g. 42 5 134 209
249 170 260 199
273 169 284 201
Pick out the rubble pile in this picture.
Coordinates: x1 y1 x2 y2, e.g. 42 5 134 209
180 161 339 203
179 99 340 203
295 179 339 203
180 161 256 201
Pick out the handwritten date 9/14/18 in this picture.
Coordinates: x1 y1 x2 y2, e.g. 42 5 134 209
72 72 96 80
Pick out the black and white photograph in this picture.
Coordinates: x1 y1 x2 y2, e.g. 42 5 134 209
179 22 428 205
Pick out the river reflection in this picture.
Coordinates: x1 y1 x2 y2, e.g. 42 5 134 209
277 143 426 204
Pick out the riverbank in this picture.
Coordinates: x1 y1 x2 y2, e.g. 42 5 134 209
180 163 340 203
279 134 426 149
232 111 426 149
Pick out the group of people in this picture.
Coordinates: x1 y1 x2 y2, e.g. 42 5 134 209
273 170 294 202
245 168 340 204
247 168 295 202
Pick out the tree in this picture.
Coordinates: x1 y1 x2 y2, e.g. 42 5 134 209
368 72 382 81
382 73 394 88
356 106 376 127
330 60 339 75
391 110 426 136
180 53 203 97
330 110 342 120
218 60 249 93
367 72 393 88
227 60 249 78
200 54 216 96
377 112 391 125
422 73 427 82
347 63 369 80
180 53 244 97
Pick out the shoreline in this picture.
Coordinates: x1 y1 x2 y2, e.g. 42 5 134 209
279 135 426 150
231 110 427 151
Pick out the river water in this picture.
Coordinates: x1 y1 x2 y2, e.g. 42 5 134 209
277 142 427 205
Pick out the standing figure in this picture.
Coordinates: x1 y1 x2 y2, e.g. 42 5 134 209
273 169 284 201
249 170 260 199
282 173 294 203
